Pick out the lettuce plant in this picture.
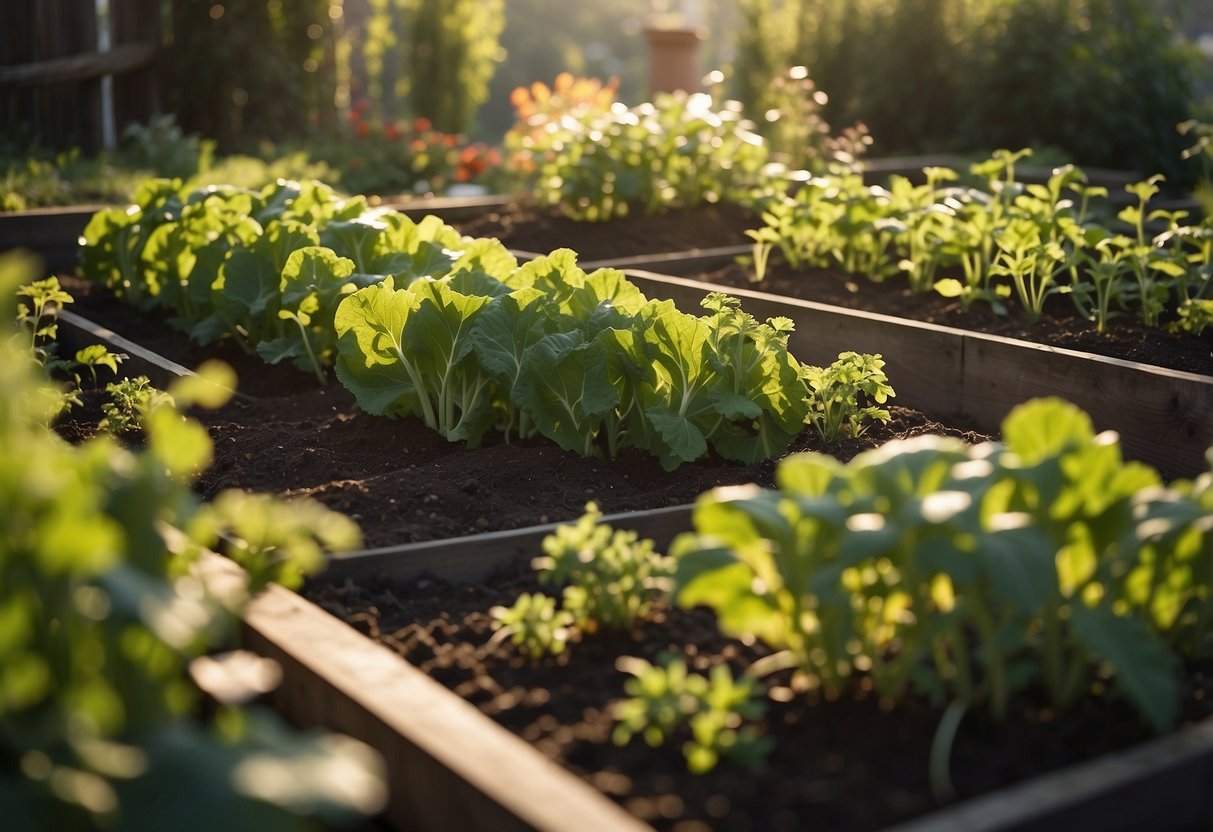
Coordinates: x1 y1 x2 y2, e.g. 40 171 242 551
335 251 816 468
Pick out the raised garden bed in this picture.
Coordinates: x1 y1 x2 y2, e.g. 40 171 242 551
208 518 1213 832
55 286 986 549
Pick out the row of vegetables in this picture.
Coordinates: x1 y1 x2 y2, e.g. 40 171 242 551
748 150 1213 334
491 399 1213 782
504 84 1212 337
80 178 892 469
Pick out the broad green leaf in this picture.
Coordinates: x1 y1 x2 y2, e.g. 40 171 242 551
776 453 844 496
333 283 422 417
974 523 1057 610
1069 606 1178 731
514 333 619 456
646 406 709 467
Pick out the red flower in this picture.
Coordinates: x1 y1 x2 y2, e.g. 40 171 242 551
355 121 370 138
413 116 432 133
384 121 403 141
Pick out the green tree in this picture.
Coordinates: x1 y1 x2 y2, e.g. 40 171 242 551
406 0 505 133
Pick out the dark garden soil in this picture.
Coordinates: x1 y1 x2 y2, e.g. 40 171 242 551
453 202 758 261
58 276 989 550
698 260 1213 377
307 565 1213 832
454 204 1212 375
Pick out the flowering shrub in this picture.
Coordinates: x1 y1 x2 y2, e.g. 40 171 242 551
503 74 783 221
319 100 501 196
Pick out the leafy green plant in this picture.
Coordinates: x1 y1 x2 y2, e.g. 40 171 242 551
99 376 173 435
488 503 671 660
673 397 1212 740
488 593 575 660
0 253 382 830
335 251 812 468
1170 298 1213 336
15 276 127 419
749 149 1213 335
15 276 74 364
533 502 674 632
802 352 894 442
612 655 770 774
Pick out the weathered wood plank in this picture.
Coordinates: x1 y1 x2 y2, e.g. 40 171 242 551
320 504 693 583
0 205 100 275
581 244 752 275
886 718 1213 832
961 333 1213 480
58 308 198 390
196 551 649 832
0 42 157 86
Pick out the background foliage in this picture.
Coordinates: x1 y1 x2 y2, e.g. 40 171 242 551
730 0 1209 184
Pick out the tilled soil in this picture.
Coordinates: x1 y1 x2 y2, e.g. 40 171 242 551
308 566 1213 831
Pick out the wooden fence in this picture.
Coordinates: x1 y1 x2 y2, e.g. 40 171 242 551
0 0 160 153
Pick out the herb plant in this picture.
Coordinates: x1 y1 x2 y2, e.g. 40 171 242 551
802 351 894 442
15 276 127 420
488 503 671 658
612 655 770 774
99 376 173 435
748 149 1213 335
488 593 575 660
533 502 674 632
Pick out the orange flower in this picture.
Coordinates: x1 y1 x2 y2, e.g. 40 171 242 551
413 116 432 133
355 121 370 138
384 121 403 141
